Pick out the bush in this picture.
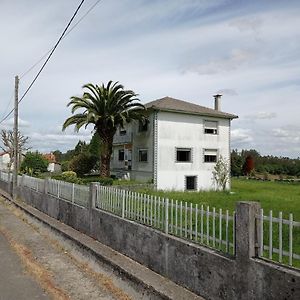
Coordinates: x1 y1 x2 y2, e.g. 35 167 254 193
21 152 48 175
69 153 97 177
51 171 83 184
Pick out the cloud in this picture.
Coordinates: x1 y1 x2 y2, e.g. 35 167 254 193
0 118 31 129
231 128 253 146
187 49 255 75
229 17 263 34
216 89 238 96
272 127 300 143
245 112 277 120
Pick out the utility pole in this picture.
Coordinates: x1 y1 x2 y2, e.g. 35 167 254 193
12 75 19 199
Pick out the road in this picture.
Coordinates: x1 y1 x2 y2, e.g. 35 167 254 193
0 197 143 300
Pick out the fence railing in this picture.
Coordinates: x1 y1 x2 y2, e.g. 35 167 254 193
23 175 45 192
47 179 89 207
96 185 236 255
257 209 300 267
0 171 11 182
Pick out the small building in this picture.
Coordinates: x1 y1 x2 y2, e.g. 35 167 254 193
43 153 62 173
0 152 10 171
111 96 238 191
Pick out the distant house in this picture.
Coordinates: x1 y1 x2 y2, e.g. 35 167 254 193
0 152 10 171
111 96 238 191
43 153 62 173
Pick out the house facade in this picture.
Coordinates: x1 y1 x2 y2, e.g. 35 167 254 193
111 96 238 191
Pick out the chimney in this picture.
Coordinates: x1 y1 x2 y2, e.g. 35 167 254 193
213 94 222 111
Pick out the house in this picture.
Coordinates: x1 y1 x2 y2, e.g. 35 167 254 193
111 95 238 191
0 152 10 171
43 153 62 173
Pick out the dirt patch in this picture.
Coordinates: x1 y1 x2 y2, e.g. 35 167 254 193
0 226 70 300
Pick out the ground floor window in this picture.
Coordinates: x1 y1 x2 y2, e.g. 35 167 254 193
118 149 124 161
185 176 197 190
138 149 148 162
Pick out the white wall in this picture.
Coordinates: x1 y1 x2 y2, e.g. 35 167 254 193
0 153 11 171
156 111 231 191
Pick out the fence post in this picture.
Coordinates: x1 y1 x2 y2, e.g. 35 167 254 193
235 201 261 260
165 198 169 234
122 189 125 218
44 178 49 195
89 183 97 211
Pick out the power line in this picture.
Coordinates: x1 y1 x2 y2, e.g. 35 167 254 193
0 0 86 125
20 0 102 79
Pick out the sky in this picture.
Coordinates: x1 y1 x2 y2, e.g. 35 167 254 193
0 0 299 158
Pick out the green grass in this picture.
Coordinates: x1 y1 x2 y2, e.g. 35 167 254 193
139 178 300 220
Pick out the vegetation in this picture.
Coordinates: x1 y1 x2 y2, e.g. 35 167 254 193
231 149 300 177
212 155 230 191
62 81 146 177
69 153 97 177
20 152 48 175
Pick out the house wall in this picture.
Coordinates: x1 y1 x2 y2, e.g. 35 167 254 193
156 111 230 191
0 153 10 171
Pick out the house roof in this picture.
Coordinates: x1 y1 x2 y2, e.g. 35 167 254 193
145 96 238 119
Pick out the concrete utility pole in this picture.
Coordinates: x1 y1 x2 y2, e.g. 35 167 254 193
12 75 19 199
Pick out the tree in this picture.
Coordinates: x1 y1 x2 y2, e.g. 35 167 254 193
243 155 255 176
89 131 101 158
69 153 97 177
1 129 30 170
74 140 88 155
212 156 230 191
20 152 48 175
62 81 146 177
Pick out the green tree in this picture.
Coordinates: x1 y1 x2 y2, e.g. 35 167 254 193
63 81 146 177
20 152 48 175
69 153 97 177
89 131 101 158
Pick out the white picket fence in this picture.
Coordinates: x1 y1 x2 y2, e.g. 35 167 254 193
257 209 300 267
95 185 236 255
23 174 44 192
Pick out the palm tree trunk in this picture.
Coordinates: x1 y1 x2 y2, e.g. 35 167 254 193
99 130 114 178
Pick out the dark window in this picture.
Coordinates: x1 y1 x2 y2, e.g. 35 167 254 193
186 176 197 190
119 128 126 136
138 149 148 162
118 149 124 161
204 149 217 163
204 128 218 134
138 120 148 132
176 148 191 162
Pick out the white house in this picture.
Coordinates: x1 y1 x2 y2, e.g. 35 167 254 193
0 152 10 171
111 96 238 191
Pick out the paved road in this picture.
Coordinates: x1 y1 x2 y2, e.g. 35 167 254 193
0 197 143 300
0 232 49 300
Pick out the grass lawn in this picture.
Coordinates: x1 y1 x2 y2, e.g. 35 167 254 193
140 178 300 220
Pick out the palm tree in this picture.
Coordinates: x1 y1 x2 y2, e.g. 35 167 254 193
63 81 146 177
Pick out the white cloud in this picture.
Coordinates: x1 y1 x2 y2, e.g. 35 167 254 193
231 128 253 145
245 112 277 120
216 89 238 96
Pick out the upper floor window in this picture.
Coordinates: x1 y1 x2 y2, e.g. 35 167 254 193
118 149 124 161
119 128 126 136
176 148 192 162
138 149 148 162
204 121 218 135
204 149 217 163
138 120 148 132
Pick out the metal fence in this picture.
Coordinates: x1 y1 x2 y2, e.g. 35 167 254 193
257 209 300 267
47 179 89 207
95 185 236 255
23 175 45 192
0 171 11 182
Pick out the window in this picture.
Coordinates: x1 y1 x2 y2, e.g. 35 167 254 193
119 128 126 136
176 148 192 162
138 149 148 162
185 176 197 190
138 120 148 132
204 121 218 135
118 149 124 161
204 149 217 163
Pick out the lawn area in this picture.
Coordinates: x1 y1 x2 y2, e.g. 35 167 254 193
140 178 300 220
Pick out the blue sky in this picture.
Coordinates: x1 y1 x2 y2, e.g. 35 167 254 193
0 0 299 157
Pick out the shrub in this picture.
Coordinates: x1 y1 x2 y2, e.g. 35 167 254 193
81 176 113 186
69 153 97 177
21 152 48 175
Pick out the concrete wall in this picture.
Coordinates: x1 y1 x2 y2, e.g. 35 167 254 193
1 180 299 300
156 111 231 191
